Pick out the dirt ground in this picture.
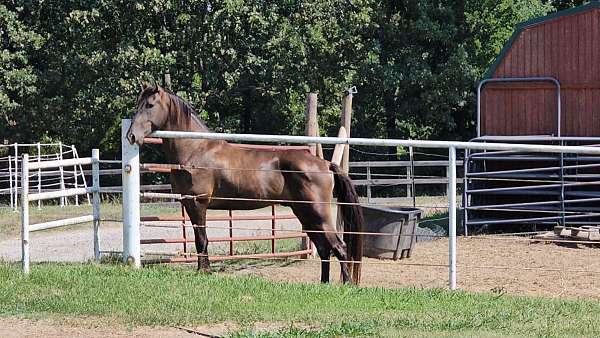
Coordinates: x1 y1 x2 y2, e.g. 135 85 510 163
3 237 599 337
229 236 600 299
2 205 600 336
0 317 198 338
0 317 253 338
2 205 599 299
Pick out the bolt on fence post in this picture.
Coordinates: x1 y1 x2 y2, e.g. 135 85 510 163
448 146 457 290
92 149 101 262
21 154 30 274
122 119 141 268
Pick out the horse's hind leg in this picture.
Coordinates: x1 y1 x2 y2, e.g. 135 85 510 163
291 203 350 283
308 233 332 283
326 233 351 283
181 199 210 272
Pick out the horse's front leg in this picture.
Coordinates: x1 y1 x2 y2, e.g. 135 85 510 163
182 199 210 272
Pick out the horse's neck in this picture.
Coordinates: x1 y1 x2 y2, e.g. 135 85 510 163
161 111 214 164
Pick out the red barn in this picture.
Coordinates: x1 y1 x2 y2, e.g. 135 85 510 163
480 2 600 137
466 3 600 233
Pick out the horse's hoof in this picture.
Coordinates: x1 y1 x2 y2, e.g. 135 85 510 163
196 266 211 273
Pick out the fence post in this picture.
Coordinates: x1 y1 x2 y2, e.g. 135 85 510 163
92 149 101 262
305 92 322 158
339 87 355 280
448 146 457 290
366 163 372 203
8 155 14 209
14 143 18 212
228 210 233 256
340 91 353 173
21 154 30 274
59 143 66 207
463 149 469 236
122 119 141 268
271 205 276 254
36 142 41 209
73 146 79 206
410 146 416 207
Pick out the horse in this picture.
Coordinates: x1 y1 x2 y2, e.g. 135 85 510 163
126 84 364 284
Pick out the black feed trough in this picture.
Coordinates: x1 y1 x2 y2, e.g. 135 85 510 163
361 205 423 260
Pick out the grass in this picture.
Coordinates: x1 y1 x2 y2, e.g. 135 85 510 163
1 262 600 337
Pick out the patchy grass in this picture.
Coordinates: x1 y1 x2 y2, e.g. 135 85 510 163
1 262 599 337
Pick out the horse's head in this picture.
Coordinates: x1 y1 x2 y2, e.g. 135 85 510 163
126 84 170 145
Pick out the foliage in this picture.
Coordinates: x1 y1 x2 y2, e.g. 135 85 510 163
0 1 576 159
465 0 552 77
0 3 44 142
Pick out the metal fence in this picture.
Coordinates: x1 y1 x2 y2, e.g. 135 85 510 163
0 142 90 210
19 150 100 274
121 119 600 290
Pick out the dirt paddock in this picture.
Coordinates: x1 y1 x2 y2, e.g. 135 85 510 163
2 205 599 300
227 236 600 300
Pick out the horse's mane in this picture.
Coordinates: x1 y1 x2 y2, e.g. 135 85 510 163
138 85 209 132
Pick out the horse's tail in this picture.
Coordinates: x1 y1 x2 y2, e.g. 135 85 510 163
330 163 364 284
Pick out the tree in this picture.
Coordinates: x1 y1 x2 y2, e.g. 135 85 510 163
0 3 44 143
465 0 552 77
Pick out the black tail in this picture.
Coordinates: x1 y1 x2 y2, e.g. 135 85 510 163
330 163 364 284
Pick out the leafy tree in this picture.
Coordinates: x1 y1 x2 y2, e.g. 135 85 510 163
465 0 552 76
0 3 44 143
0 0 585 159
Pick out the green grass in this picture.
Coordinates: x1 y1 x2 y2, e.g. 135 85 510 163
1 263 599 337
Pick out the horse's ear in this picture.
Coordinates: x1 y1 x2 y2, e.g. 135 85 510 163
154 81 162 93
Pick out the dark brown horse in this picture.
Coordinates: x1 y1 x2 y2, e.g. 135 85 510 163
126 84 363 284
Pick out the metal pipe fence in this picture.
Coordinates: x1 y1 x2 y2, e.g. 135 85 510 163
120 119 600 290
20 149 100 274
1 143 89 210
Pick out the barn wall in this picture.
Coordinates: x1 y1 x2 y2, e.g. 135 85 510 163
482 8 600 137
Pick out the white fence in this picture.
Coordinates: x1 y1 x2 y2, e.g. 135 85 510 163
20 149 100 274
121 119 600 290
1 142 90 210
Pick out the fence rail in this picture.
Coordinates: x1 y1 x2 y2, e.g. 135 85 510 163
20 150 100 274
1 142 90 210
128 122 600 290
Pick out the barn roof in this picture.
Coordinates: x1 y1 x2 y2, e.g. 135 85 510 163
484 2 600 79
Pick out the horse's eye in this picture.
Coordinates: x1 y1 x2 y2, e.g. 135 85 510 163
145 103 154 109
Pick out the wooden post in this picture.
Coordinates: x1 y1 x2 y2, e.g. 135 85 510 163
305 93 320 156
302 93 319 257
164 73 172 90
340 94 352 173
338 87 357 283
